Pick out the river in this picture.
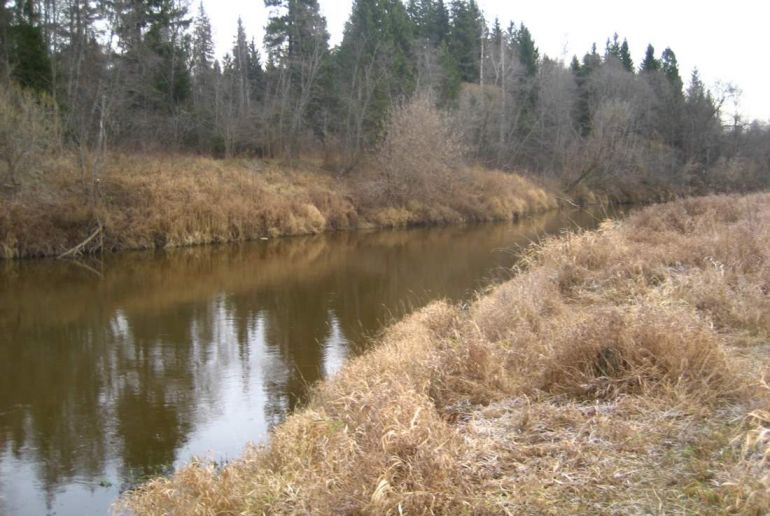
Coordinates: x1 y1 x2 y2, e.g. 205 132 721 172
0 207 622 515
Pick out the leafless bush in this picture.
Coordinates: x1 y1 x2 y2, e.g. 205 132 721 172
0 83 60 189
360 95 467 206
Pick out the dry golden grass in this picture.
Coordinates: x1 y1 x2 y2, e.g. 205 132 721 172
0 152 556 258
357 167 557 229
117 192 770 515
0 153 358 257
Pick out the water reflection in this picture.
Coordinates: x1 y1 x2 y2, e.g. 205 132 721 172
0 208 619 515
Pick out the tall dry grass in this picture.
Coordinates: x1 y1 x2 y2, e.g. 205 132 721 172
0 154 358 258
117 192 770 515
0 152 556 258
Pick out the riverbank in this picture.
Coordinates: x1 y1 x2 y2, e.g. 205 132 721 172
0 153 561 259
118 192 770 514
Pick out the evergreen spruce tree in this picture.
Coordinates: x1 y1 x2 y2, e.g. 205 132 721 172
436 41 461 102
247 38 265 102
583 43 601 71
571 45 600 136
449 0 483 83
489 17 502 53
336 0 415 154
8 0 52 92
432 0 456 102
406 0 427 37
188 2 217 150
109 0 192 118
433 0 450 45
658 47 684 148
661 47 683 93
640 43 660 73
683 68 721 164
605 34 633 72
264 0 329 155
407 0 456 105
408 0 451 46
233 17 252 109
686 69 706 103
604 33 621 62
570 55 581 74
514 23 539 77
265 0 329 72
508 23 540 148
619 38 633 72
145 1 192 109
191 2 214 80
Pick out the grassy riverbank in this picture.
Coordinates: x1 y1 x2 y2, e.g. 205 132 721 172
118 193 770 514
0 153 558 258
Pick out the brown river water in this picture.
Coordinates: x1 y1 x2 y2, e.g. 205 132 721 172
0 207 623 515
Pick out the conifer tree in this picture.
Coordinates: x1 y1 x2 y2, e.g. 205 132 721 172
409 0 450 46
8 0 52 92
406 0 427 37
619 38 633 72
604 33 621 62
449 0 483 83
571 44 600 136
514 23 538 77
247 38 265 102
570 55 581 74
265 0 328 71
145 1 192 110
583 43 601 71
604 34 633 72
640 43 660 73
490 17 502 45
233 17 252 110
682 68 721 164
188 2 217 150
509 22 540 154
653 47 684 148
191 2 214 80
108 0 192 121
336 0 415 156
433 0 450 45
660 47 682 93
264 0 329 156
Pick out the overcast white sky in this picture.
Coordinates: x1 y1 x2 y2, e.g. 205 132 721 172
202 0 770 122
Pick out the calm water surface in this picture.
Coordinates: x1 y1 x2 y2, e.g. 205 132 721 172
0 208 621 515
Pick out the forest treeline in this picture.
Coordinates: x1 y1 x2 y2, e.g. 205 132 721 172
0 0 768 248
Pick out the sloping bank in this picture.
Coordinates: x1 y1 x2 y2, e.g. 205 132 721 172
118 192 770 514
0 154 558 258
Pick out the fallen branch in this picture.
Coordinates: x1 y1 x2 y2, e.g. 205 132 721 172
57 223 103 259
